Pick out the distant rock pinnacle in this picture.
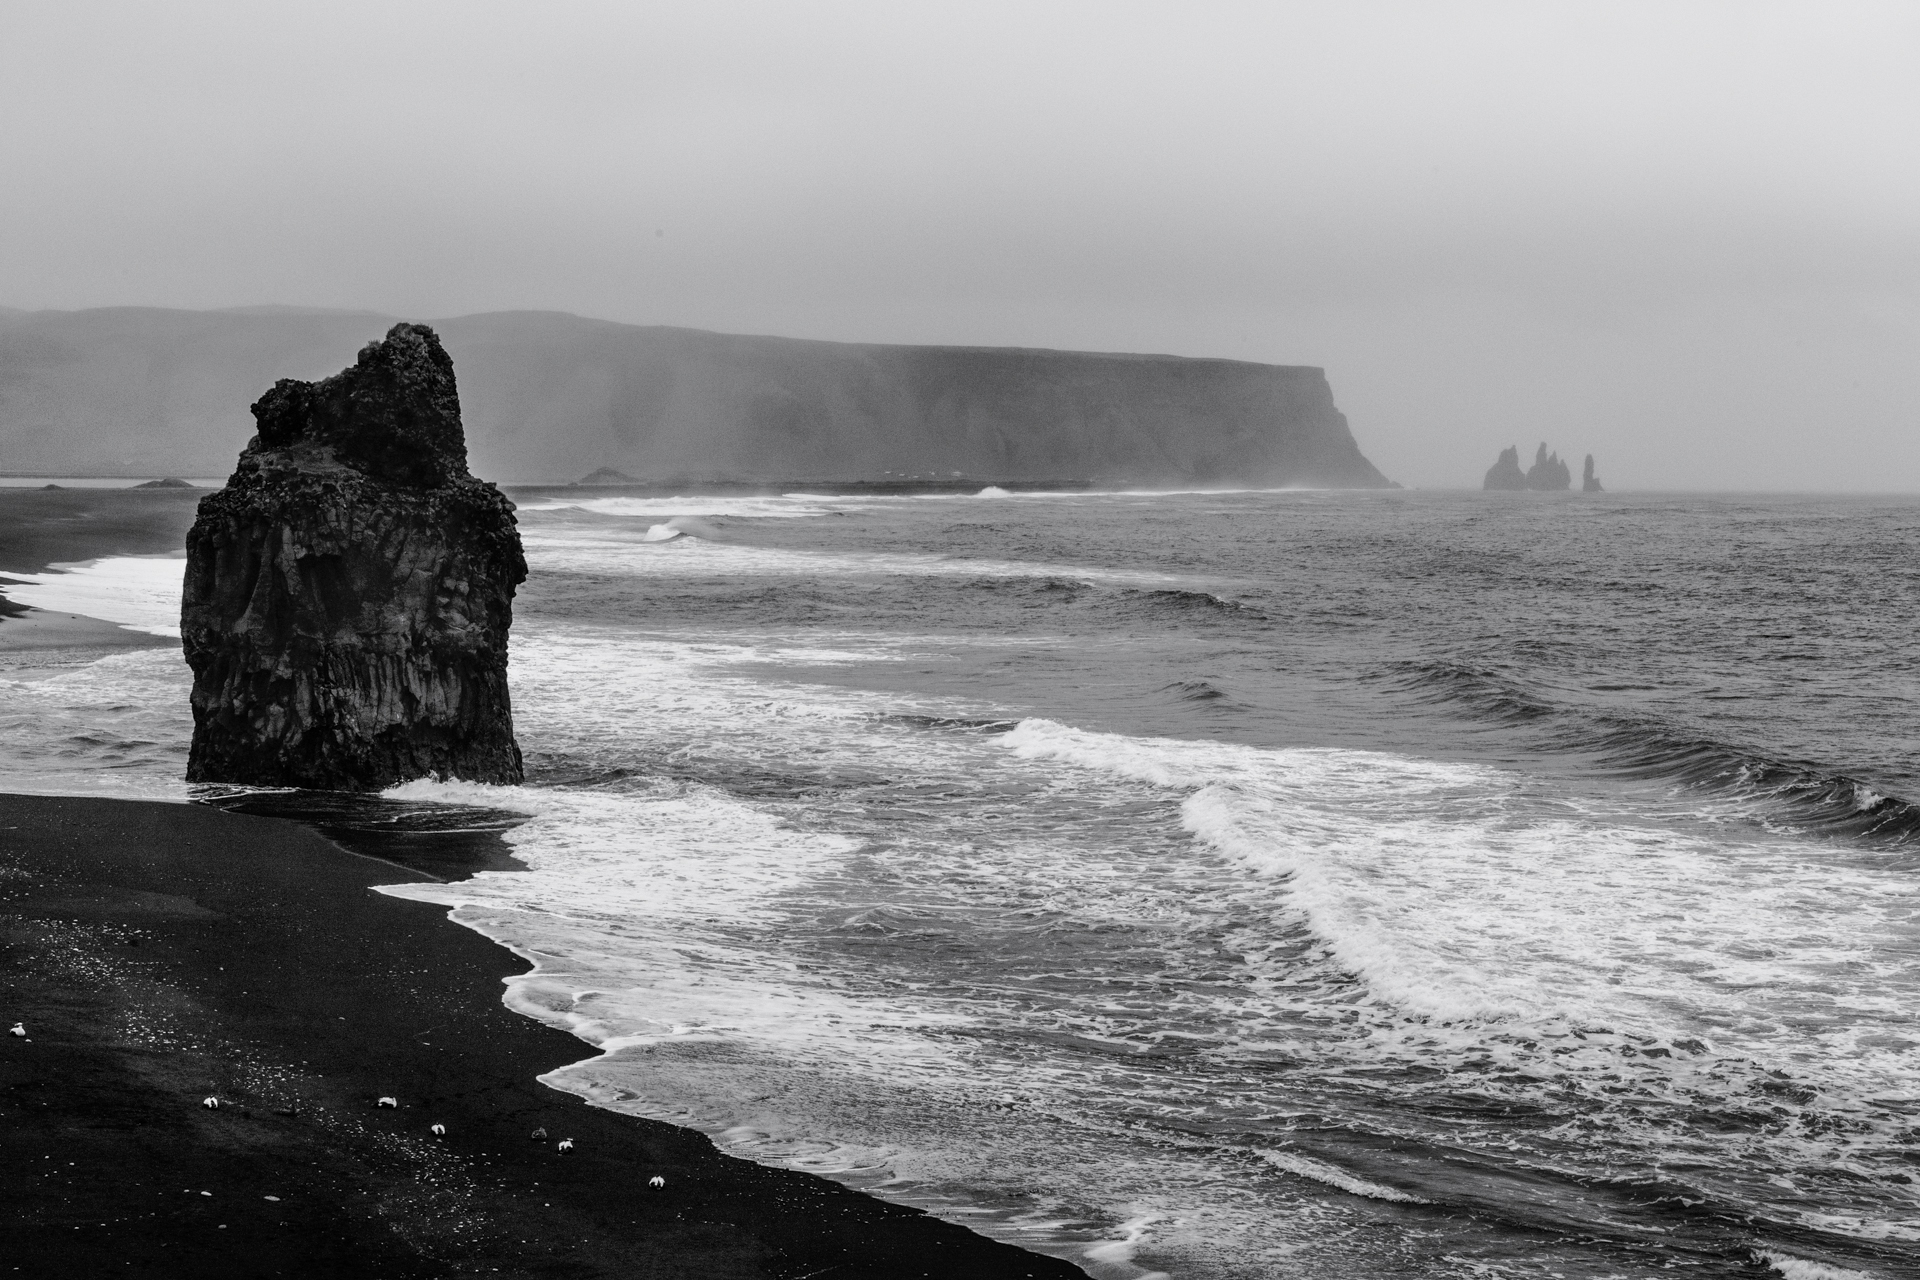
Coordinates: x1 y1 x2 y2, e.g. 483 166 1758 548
181 324 527 789
1484 446 1527 491
1484 442 1577 492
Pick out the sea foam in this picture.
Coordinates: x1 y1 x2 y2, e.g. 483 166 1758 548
1 554 186 636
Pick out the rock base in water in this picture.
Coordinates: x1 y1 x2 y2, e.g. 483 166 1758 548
182 324 526 790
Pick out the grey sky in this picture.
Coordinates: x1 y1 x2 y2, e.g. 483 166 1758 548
5 1 1916 488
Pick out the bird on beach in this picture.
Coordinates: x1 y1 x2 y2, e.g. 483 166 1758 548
557 1139 575 1152
377 1096 398 1108
8 1022 24 1037
430 1123 446 1136
648 1176 665 1188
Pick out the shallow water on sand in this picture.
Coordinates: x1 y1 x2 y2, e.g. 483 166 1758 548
3 489 1917 1279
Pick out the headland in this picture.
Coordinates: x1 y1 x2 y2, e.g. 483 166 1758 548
0 306 1395 489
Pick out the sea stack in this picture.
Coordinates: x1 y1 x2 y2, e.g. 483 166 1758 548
1582 454 1603 492
1484 442 1574 491
1483 446 1527 490
181 324 527 789
1526 444 1571 490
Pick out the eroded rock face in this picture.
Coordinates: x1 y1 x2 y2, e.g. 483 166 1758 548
1526 444 1571 490
181 324 526 789
1484 443 1576 491
1484 445 1527 490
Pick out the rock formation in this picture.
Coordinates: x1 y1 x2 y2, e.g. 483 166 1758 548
1582 454 1603 492
1526 444 1571 490
181 323 526 789
1484 443 1576 491
1483 446 1527 490
575 467 642 486
0 307 1395 488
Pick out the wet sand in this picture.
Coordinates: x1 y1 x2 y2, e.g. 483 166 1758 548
0 792 1084 1278
0 485 198 666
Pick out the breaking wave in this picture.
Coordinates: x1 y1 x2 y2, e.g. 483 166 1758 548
1385 660 1920 845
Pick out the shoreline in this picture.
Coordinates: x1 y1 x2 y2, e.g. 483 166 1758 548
0 791 1085 1278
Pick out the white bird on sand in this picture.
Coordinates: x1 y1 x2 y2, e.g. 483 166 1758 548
202 1096 220 1109
648 1176 665 1188
556 1139 574 1152
430 1124 446 1136
9 1022 24 1037
376 1096 398 1108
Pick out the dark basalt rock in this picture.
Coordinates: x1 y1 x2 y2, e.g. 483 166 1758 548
1582 453 1604 492
1484 445 1527 490
1484 442 1575 491
182 323 527 789
1526 443 1571 490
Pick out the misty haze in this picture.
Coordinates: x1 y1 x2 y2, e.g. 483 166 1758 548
2 5 1916 1280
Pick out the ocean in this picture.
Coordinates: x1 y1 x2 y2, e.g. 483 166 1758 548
2 488 1916 1279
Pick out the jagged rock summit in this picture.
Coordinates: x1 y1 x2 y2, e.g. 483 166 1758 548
181 323 527 789
1526 444 1572 490
1483 446 1527 490
1484 442 1582 491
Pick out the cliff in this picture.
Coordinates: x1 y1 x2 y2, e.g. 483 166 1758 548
0 307 1394 488
181 324 526 789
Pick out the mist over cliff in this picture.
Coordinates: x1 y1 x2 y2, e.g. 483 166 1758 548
0 307 1393 488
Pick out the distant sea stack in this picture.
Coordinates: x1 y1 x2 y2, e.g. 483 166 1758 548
1484 443 1582 491
1582 454 1603 492
1483 446 1527 490
181 324 527 789
0 308 1395 488
574 467 642 486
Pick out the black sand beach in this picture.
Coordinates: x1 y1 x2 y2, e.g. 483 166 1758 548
0 487 198 667
0 488 1083 1277
0 793 1085 1278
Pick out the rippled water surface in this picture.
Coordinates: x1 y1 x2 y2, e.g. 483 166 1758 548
4 489 1917 1279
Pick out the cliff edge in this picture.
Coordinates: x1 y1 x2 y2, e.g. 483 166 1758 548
0 308 1395 488
181 324 526 789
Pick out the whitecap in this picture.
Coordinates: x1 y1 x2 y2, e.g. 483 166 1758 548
1756 1251 1875 1280
1254 1149 1428 1204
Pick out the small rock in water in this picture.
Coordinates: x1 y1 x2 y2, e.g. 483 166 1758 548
648 1175 665 1188
376 1096 398 1108
530 1127 547 1140
202 1096 220 1109
9 1022 25 1037
430 1123 446 1136
556 1139 574 1152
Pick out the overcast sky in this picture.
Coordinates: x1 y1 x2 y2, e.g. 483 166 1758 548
4 1 1916 489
